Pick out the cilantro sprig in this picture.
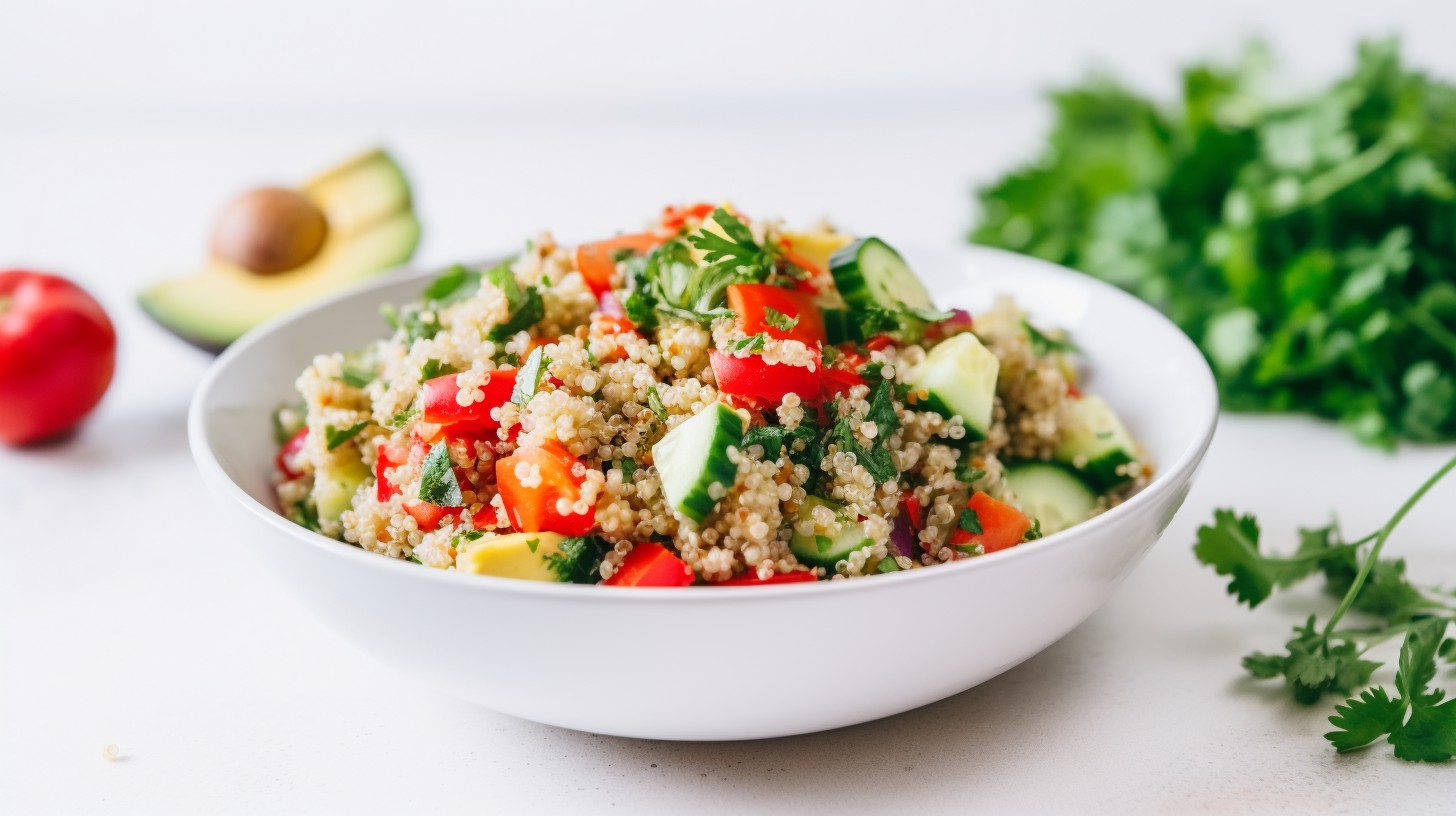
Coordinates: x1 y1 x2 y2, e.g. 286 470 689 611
1195 453 1456 761
973 39 1456 447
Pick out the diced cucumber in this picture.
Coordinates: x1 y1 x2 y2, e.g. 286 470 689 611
789 497 873 567
1054 395 1139 490
910 332 1000 439
313 455 370 522
652 402 744 524
828 237 934 312
1003 462 1098 535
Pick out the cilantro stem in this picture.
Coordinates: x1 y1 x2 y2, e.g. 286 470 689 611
1321 452 1456 639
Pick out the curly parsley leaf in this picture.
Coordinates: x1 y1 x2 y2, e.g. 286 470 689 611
418 441 463 507
957 507 983 535
763 307 800 332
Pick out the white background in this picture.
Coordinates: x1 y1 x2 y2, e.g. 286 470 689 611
4 2 1456 813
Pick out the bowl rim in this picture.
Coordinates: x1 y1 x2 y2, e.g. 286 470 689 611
189 244 1219 602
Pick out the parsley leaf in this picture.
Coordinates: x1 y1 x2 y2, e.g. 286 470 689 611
419 358 458 383
1193 510 1332 608
340 366 374 388
511 347 551 407
485 263 545 341
422 264 482 302
324 421 370 451
390 404 419 429
418 442 463 507
1023 320 1079 356
763 307 800 332
646 386 667 421
731 333 767 353
545 536 611 584
957 507 983 535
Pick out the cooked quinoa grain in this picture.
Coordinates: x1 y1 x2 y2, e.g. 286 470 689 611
273 204 1151 586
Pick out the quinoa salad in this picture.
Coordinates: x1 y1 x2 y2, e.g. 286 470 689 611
272 203 1151 587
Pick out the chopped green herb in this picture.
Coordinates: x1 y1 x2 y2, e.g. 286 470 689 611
877 557 901 574
646 386 667 421
485 263 545 341
341 366 374 388
422 264 481 302
1023 518 1044 542
731 333 767 353
619 459 637 479
324 421 370 451
526 538 540 554
406 554 423 564
1023 320 1079 357
822 381 900 485
815 535 833 554
290 499 321 533
390 404 419 429
956 462 988 485
957 506 983 535
418 441 463 507
544 535 611 584
763 307 800 332
511 347 551 406
419 358 458 383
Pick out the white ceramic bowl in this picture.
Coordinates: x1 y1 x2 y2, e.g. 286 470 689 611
190 245 1218 741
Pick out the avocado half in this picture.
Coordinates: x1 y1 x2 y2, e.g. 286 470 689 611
140 149 421 352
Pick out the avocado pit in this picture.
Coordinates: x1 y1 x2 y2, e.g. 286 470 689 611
211 187 329 276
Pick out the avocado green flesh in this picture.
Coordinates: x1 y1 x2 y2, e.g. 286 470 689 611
140 150 419 352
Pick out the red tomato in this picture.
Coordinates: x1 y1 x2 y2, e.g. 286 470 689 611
709 350 822 408
902 492 924 532
714 570 818 586
422 368 517 431
948 492 1032 554
403 499 461 532
575 233 663 297
374 441 408 501
495 440 596 536
605 542 695 587
0 271 116 445
275 427 309 480
863 335 894 352
820 368 866 401
726 283 826 346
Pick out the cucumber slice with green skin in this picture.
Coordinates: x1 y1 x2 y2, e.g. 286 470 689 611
314 455 370 522
1054 395 1138 490
1003 461 1099 535
828 237 934 312
789 497 873 567
822 308 861 345
910 332 1000 440
653 402 745 524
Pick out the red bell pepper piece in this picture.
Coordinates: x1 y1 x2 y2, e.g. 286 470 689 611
709 350 822 408
948 492 1032 554
864 334 894 352
714 570 818 586
495 439 596 536
726 283 826 346
902 491 924 532
375 441 408 502
422 368 517 432
660 202 717 232
276 427 309 480
820 367 866 401
575 232 663 297
605 542 695 587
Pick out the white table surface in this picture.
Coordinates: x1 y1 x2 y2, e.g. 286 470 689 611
5 77 1456 816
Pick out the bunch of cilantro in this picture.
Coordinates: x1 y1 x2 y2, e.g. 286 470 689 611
1194 453 1456 761
972 39 1456 447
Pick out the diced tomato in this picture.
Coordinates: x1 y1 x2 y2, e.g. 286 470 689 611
575 232 663 297
403 499 461 532
710 350 822 408
864 334 894 352
275 427 308 480
903 492 924 532
375 441 408 502
820 368 866 401
926 308 973 340
422 368 517 433
726 283 826 346
660 202 717 232
495 440 596 536
605 542 695 587
714 570 818 587
948 492 1032 554
1067 383 1083 399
